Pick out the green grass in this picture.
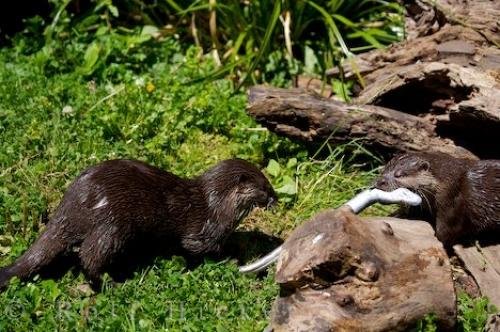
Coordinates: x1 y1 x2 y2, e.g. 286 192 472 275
458 292 498 332
0 33 384 331
0 31 496 331
38 0 404 86
0 260 277 331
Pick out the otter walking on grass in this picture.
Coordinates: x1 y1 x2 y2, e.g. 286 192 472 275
375 152 500 246
0 159 277 290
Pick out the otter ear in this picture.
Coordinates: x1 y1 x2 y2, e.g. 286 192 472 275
419 160 430 172
236 173 251 184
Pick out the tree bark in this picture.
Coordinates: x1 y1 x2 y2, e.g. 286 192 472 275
247 86 476 159
269 207 456 331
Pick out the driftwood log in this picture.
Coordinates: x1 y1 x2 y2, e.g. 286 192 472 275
486 313 500 332
247 0 500 159
269 207 456 331
454 243 500 308
247 86 476 159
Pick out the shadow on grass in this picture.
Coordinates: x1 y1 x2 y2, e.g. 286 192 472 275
29 229 283 288
222 230 283 265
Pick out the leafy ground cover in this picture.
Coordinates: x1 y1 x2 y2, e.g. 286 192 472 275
0 5 496 332
0 32 387 331
37 0 403 85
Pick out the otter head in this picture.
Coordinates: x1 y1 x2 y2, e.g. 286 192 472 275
200 159 277 224
374 153 437 196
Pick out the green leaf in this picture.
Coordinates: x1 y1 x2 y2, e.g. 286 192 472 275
276 175 297 195
108 4 119 17
141 25 159 37
332 79 352 102
266 159 281 178
96 26 109 36
286 158 297 169
304 45 320 74
230 30 248 63
81 42 101 74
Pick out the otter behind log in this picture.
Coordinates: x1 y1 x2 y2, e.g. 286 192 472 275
0 159 277 289
375 152 500 246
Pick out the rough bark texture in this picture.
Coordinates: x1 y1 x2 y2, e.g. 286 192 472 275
326 0 500 83
247 0 500 159
453 243 500 308
269 207 456 332
486 313 500 332
247 86 476 159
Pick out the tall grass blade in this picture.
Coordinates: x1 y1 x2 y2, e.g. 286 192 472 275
306 0 351 57
236 0 282 89
163 0 184 13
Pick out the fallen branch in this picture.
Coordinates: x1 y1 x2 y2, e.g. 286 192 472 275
247 86 476 159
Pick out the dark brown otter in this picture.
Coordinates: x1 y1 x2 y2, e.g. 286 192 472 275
0 159 277 289
375 152 500 246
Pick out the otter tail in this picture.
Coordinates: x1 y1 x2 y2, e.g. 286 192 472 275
0 227 69 290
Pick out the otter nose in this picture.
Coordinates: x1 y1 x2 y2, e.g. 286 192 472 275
375 177 390 190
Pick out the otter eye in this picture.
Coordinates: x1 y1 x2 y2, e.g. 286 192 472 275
237 173 251 184
419 161 430 172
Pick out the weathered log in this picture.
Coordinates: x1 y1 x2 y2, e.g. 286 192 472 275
451 259 481 299
355 61 500 158
486 313 500 332
250 0 500 159
326 0 500 84
247 86 476 159
326 27 500 88
269 207 456 331
324 1 500 158
454 243 500 308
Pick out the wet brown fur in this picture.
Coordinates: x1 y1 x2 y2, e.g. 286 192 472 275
375 152 500 246
0 159 277 289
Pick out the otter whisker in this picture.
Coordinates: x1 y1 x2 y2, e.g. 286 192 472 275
417 187 434 214
372 151 500 247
